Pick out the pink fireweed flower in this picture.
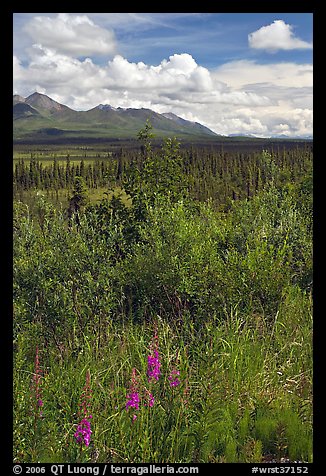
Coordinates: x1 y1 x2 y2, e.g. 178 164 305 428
147 393 155 407
75 371 92 447
147 328 161 383
126 368 155 419
147 349 161 382
168 369 180 387
143 388 155 407
126 368 141 420
126 391 140 411
74 417 92 447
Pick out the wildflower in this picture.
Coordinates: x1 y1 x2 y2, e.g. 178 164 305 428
147 329 161 382
126 368 141 420
143 388 155 408
168 369 180 387
126 367 155 420
75 370 92 447
74 417 92 447
147 350 161 382
126 391 140 411
168 350 181 388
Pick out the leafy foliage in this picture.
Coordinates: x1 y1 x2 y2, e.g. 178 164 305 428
13 129 313 463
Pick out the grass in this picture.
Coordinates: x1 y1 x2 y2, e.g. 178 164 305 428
13 287 312 463
13 187 132 212
13 149 313 463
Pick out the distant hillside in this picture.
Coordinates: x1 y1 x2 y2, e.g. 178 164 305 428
13 92 219 142
13 102 40 120
162 112 215 136
13 94 26 105
24 92 71 116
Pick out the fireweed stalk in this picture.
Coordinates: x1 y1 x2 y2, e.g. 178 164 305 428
168 368 181 387
126 368 140 421
147 329 161 383
143 388 155 408
74 370 92 447
126 369 155 422
168 350 181 388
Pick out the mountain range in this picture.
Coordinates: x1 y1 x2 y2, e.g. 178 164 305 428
13 92 219 142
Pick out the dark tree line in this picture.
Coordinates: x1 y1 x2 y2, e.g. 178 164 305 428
13 155 123 192
13 144 312 210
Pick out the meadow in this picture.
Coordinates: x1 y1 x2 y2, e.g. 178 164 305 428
13 130 313 463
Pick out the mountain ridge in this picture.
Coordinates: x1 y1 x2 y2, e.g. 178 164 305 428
13 92 219 142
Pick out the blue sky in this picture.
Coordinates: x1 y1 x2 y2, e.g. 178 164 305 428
107 13 313 66
13 13 313 137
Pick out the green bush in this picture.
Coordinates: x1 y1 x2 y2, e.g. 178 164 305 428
13 144 313 463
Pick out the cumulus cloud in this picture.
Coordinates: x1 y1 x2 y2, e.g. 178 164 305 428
13 55 23 81
14 49 270 108
13 14 313 138
213 60 313 89
101 54 216 93
24 13 117 56
13 49 313 137
248 20 312 52
208 60 312 137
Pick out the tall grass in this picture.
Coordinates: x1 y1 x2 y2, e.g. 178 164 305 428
13 162 313 463
14 289 312 462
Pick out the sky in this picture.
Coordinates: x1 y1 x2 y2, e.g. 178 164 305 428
13 13 313 138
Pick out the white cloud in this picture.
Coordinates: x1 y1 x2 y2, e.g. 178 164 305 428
13 14 313 138
101 53 217 94
208 59 313 136
14 48 271 109
160 53 198 75
13 56 23 81
23 13 117 56
248 20 312 52
213 60 313 89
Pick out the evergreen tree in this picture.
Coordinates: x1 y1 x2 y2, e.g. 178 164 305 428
68 176 89 227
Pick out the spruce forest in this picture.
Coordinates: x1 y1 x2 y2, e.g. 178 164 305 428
13 124 313 463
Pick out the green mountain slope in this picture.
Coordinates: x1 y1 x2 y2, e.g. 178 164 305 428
13 92 219 142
